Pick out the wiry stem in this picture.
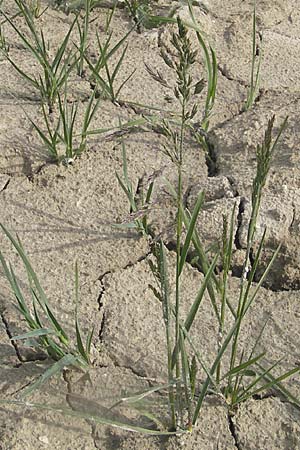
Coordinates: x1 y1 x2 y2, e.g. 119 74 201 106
226 115 288 398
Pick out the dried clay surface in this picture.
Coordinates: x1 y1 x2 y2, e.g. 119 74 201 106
0 0 299 449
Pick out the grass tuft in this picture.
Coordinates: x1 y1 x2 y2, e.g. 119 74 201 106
0 224 93 395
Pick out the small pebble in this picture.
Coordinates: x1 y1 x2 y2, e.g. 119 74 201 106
38 435 49 445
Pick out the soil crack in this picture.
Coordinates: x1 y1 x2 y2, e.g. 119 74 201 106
228 412 242 450
0 310 23 362
0 176 10 192
205 135 219 177
121 251 152 271
97 271 111 343
234 197 247 250
289 204 296 231
217 64 247 88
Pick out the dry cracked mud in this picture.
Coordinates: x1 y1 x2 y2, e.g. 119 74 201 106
0 0 299 449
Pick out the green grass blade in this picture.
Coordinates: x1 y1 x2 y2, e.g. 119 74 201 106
179 329 193 430
184 252 219 333
87 117 149 136
95 30 112 71
20 353 78 398
85 326 94 357
179 191 204 276
1 10 45 68
29 117 58 159
32 298 43 328
252 366 300 395
44 303 69 346
12 328 55 341
115 68 136 100
0 224 50 308
164 179 221 319
192 317 241 424
180 324 216 388
0 398 184 435
221 352 266 380
3 53 39 88
75 318 89 364
255 362 300 408
171 252 218 370
110 382 177 409
235 360 300 405
52 15 77 71
0 252 35 326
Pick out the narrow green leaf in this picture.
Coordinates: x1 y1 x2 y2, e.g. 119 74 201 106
75 318 89 364
255 362 300 408
193 317 241 424
0 398 184 435
85 326 94 357
0 224 49 308
45 303 69 346
221 352 265 380
12 328 55 341
179 191 204 276
183 252 218 334
20 353 78 398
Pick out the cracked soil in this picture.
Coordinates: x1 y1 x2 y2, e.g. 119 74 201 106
0 1 300 449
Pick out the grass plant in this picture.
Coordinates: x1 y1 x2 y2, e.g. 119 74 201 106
244 3 262 110
75 0 92 77
82 25 136 102
117 14 298 432
115 136 154 236
0 224 93 396
30 87 100 164
2 0 78 110
104 0 117 33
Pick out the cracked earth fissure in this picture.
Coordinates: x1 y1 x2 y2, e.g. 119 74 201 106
0 310 23 362
217 64 247 88
205 137 219 177
0 177 10 192
228 412 242 450
234 197 247 250
97 271 110 343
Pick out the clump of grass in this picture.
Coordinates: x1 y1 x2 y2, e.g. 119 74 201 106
115 135 154 236
220 116 292 408
2 0 78 111
75 0 91 77
82 25 136 103
0 223 93 396
118 14 298 432
28 87 100 164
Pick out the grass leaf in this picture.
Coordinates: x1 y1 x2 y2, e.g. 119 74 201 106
179 191 204 276
20 353 78 398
